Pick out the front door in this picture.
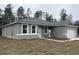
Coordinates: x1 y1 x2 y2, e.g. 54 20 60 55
48 29 52 37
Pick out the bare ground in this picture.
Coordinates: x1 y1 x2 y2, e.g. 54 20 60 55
0 36 79 55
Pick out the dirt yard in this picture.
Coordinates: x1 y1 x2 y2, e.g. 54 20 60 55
0 36 79 55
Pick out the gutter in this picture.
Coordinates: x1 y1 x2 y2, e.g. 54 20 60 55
1 21 18 28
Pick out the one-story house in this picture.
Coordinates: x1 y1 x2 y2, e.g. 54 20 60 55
2 17 78 39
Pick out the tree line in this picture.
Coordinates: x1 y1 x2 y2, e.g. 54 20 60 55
0 4 74 27
0 4 76 35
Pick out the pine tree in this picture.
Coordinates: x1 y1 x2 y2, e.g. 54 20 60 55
60 9 67 21
45 12 53 22
26 8 32 17
34 10 42 19
17 6 25 19
3 4 15 25
0 9 3 26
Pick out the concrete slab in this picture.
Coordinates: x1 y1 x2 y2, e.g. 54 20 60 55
42 38 75 42
71 38 79 40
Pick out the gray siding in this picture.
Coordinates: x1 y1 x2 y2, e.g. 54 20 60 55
15 35 40 39
2 24 41 39
2 24 21 39
39 26 51 38
37 26 42 37
52 26 77 38
2 23 77 39
66 27 77 38
15 25 41 39
28 25 31 34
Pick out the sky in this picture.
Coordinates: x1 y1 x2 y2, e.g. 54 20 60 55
0 4 79 22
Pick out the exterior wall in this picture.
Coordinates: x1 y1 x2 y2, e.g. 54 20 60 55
33 26 50 38
2 24 21 38
2 24 41 39
52 26 77 39
2 23 77 39
16 24 41 39
42 27 51 38
15 35 40 39
67 27 77 38
37 26 42 37
39 26 52 38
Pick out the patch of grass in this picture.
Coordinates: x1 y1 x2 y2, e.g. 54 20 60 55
0 36 79 55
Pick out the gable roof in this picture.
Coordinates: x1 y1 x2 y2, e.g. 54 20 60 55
1 17 78 28
17 18 53 26
17 18 78 27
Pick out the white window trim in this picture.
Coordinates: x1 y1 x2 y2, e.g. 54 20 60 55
44 27 48 34
31 25 37 34
21 24 29 34
16 33 39 35
16 24 38 35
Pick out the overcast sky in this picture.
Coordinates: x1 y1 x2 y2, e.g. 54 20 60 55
0 4 79 21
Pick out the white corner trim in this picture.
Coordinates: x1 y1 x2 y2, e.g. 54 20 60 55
21 24 29 34
17 24 38 36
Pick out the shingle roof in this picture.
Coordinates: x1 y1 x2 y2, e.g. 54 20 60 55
17 18 77 27
17 18 53 26
1 17 78 28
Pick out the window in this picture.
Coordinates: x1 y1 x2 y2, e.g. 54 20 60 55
23 25 27 34
44 27 48 34
32 25 36 33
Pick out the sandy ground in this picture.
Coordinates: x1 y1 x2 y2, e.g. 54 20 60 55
0 36 79 55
